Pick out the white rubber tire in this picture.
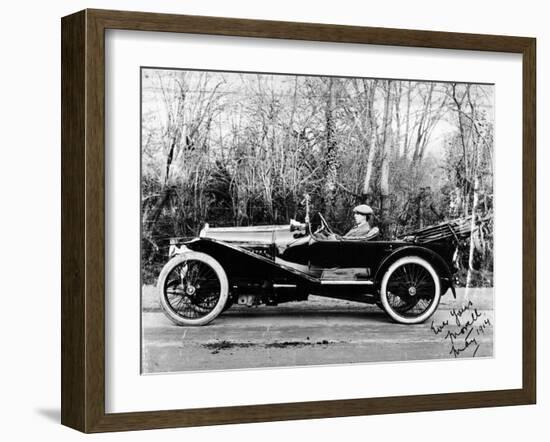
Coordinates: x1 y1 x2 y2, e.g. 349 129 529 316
158 251 229 326
380 255 441 324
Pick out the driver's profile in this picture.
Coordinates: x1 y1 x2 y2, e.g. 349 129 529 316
344 204 374 238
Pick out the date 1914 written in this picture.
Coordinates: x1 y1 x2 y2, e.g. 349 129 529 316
430 300 492 358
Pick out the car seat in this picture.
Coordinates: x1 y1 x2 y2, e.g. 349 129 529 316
364 226 380 240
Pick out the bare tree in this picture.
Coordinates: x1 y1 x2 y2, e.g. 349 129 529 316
141 70 494 286
324 78 339 213
379 80 393 232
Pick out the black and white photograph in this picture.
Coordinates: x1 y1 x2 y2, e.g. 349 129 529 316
140 67 495 373
2 0 543 437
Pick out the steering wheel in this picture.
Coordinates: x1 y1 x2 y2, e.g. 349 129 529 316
315 213 335 236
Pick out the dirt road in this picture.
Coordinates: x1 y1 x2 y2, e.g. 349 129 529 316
142 287 494 373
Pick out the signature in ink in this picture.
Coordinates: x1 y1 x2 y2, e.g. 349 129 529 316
430 319 448 335
430 300 491 358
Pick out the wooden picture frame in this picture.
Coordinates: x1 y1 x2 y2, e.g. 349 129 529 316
61 8 536 433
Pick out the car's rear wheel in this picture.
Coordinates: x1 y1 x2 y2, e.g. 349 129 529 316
158 252 229 326
379 256 441 324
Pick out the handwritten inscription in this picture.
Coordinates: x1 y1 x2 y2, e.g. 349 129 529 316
430 300 491 358
430 319 448 335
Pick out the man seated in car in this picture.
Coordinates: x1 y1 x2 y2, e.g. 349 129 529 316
344 204 376 238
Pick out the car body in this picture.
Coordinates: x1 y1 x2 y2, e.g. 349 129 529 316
157 211 462 326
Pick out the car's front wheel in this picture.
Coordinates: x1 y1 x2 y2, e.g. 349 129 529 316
158 252 229 326
379 256 441 324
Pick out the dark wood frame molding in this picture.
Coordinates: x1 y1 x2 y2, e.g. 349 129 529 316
61 9 536 433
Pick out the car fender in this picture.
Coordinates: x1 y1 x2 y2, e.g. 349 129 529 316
373 245 456 298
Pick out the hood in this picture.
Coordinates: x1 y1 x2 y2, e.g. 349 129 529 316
199 223 291 244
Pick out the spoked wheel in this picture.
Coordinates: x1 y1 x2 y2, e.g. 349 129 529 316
379 256 441 324
157 252 229 326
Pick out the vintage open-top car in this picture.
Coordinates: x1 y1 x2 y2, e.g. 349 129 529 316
157 198 471 326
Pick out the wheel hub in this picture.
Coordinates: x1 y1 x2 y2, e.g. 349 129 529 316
186 285 196 296
408 286 417 296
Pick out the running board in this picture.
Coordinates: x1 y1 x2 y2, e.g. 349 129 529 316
320 280 374 285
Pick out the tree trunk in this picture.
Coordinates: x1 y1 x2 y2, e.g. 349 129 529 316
402 81 412 160
324 78 338 215
450 83 471 216
362 80 377 196
379 81 393 235
411 83 434 168
465 103 483 299
393 81 402 160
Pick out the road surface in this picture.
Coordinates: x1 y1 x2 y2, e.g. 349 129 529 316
141 287 494 373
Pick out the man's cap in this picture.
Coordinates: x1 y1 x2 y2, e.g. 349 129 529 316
353 204 373 215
